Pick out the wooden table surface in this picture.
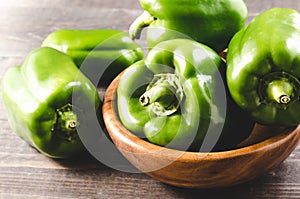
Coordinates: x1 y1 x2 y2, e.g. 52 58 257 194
0 0 299 198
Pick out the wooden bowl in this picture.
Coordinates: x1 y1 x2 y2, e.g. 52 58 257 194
102 72 300 189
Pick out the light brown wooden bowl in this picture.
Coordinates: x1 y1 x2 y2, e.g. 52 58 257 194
102 72 300 189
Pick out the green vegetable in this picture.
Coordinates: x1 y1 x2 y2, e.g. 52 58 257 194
226 8 300 126
129 0 248 52
1 47 101 158
42 29 144 87
117 39 254 151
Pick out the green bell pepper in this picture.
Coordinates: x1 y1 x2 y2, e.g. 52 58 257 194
226 8 300 126
1 47 101 158
42 29 144 88
129 0 248 52
117 39 254 152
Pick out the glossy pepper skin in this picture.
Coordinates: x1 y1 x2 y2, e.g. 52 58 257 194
42 29 144 87
117 39 254 152
129 0 248 52
227 8 300 126
1 47 101 158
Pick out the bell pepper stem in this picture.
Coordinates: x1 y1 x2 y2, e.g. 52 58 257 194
139 73 184 116
129 11 155 40
54 104 79 141
140 85 177 107
259 72 299 109
266 80 293 105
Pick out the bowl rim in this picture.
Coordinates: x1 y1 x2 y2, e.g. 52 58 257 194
103 71 300 162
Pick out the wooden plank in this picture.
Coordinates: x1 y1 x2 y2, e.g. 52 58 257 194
0 0 299 198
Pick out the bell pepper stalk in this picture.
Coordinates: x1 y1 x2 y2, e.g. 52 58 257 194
139 73 184 116
129 0 248 52
1 47 101 158
226 8 300 126
117 39 254 152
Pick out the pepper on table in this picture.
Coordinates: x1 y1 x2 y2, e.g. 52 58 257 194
1 47 102 158
117 39 255 152
42 29 144 88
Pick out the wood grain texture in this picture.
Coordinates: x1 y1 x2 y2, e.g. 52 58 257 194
0 0 299 198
